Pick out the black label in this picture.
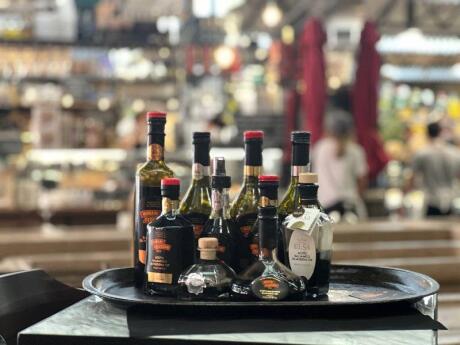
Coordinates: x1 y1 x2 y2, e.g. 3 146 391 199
134 184 161 267
251 277 289 301
235 213 257 238
185 212 209 239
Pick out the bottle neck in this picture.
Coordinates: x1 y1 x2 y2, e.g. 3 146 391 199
299 184 319 208
147 123 165 162
210 188 231 219
193 142 210 180
192 163 210 182
291 141 310 176
161 197 180 215
243 166 261 183
291 164 309 178
259 214 278 260
259 196 278 207
244 140 262 177
200 249 217 261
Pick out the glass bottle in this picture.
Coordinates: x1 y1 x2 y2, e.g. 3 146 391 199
180 132 212 240
201 157 237 269
232 206 305 301
134 111 174 287
230 130 263 272
178 237 236 300
282 173 333 298
248 175 279 265
145 178 195 296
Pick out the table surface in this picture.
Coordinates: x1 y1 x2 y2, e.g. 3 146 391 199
18 296 439 345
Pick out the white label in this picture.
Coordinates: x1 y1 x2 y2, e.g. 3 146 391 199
285 208 320 234
288 230 316 279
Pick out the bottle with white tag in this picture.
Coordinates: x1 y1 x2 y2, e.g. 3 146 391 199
282 172 333 297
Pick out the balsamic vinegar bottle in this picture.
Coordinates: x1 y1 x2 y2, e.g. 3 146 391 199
230 130 264 272
201 157 237 269
180 132 212 239
282 173 333 297
145 178 195 296
134 111 173 287
248 175 279 265
232 206 305 301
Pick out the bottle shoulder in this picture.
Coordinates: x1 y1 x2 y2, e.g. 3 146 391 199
137 161 174 182
230 184 259 217
149 213 194 229
180 184 211 213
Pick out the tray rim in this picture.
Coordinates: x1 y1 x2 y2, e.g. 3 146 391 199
82 264 440 307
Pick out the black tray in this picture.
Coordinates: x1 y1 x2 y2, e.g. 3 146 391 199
82 265 439 307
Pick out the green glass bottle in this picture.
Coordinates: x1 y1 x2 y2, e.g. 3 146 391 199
230 130 264 272
180 132 212 240
134 111 173 287
278 131 311 221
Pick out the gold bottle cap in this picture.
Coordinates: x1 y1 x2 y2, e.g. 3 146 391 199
299 172 318 184
198 237 218 250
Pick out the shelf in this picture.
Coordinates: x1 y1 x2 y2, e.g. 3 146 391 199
0 75 177 85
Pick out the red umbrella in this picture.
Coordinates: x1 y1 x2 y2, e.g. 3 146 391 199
300 18 327 145
352 21 389 180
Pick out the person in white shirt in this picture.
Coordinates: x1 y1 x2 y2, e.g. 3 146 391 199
312 110 368 219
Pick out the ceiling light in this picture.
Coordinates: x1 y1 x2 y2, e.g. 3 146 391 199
262 2 282 28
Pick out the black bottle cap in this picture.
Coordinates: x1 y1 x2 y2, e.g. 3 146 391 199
298 184 319 201
291 131 310 166
258 175 279 200
161 178 180 199
211 157 231 188
193 132 210 144
258 205 277 218
291 131 310 143
244 131 263 166
213 157 226 176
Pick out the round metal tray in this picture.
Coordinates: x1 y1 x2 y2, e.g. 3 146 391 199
83 265 439 307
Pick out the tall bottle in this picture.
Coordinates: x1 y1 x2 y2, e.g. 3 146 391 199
282 173 333 297
134 111 173 287
232 206 305 301
279 131 311 221
145 178 195 296
230 130 264 272
180 132 212 240
201 157 237 269
248 175 279 265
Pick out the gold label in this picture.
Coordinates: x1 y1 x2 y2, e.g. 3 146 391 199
244 166 261 177
148 144 163 161
259 196 277 207
148 272 172 284
162 198 173 213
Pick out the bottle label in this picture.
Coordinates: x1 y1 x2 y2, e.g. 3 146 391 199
146 227 180 284
186 212 209 239
251 277 289 300
135 185 161 265
148 144 163 161
288 229 317 279
192 163 209 180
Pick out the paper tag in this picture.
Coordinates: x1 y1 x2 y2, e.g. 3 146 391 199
286 208 320 234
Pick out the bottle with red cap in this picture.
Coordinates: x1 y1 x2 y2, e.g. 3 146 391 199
145 178 195 296
134 112 174 288
247 175 280 265
230 130 264 272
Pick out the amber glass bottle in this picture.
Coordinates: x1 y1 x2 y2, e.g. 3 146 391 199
134 111 173 287
230 130 264 272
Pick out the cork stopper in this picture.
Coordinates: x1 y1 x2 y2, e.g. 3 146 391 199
299 172 318 184
198 237 218 260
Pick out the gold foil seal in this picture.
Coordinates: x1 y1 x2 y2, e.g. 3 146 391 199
244 165 261 177
259 196 277 207
148 272 172 284
148 144 163 161
299 172 318 184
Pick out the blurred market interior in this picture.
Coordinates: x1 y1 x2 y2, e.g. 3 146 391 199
0 0 460 339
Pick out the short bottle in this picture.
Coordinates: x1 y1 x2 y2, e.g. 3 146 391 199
282 173 333 298
248 175 279 265
180 132 212 240
232 206 305 301
178 237 236 300
201 157 237 269
145 178 195 296
230 130 264 272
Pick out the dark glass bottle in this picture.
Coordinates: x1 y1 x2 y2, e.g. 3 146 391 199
282 173 333 298
145 178 195 296
134 111 174 287
180 132 212 240
178 237 236 300
248 175 279 265
232 206 305 301
230 130 263 272
201 157 237 269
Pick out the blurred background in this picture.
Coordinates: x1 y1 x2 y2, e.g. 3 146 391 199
0 0 459 339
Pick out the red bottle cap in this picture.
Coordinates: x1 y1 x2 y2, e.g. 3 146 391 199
161 178 180 186
258 175 279 182
244 130 264 140
146 111 167 120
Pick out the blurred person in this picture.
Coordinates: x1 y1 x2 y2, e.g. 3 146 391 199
312 110 368 219
408 122 460 216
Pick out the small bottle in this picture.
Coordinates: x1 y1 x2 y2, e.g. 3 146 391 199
201 157 237 269
180 132 212 240
282 173 333 298
248 175 279 265
232 206 305 301
178 237 236 300
134 111 174 287
230 130 264 272
145 178 195 296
